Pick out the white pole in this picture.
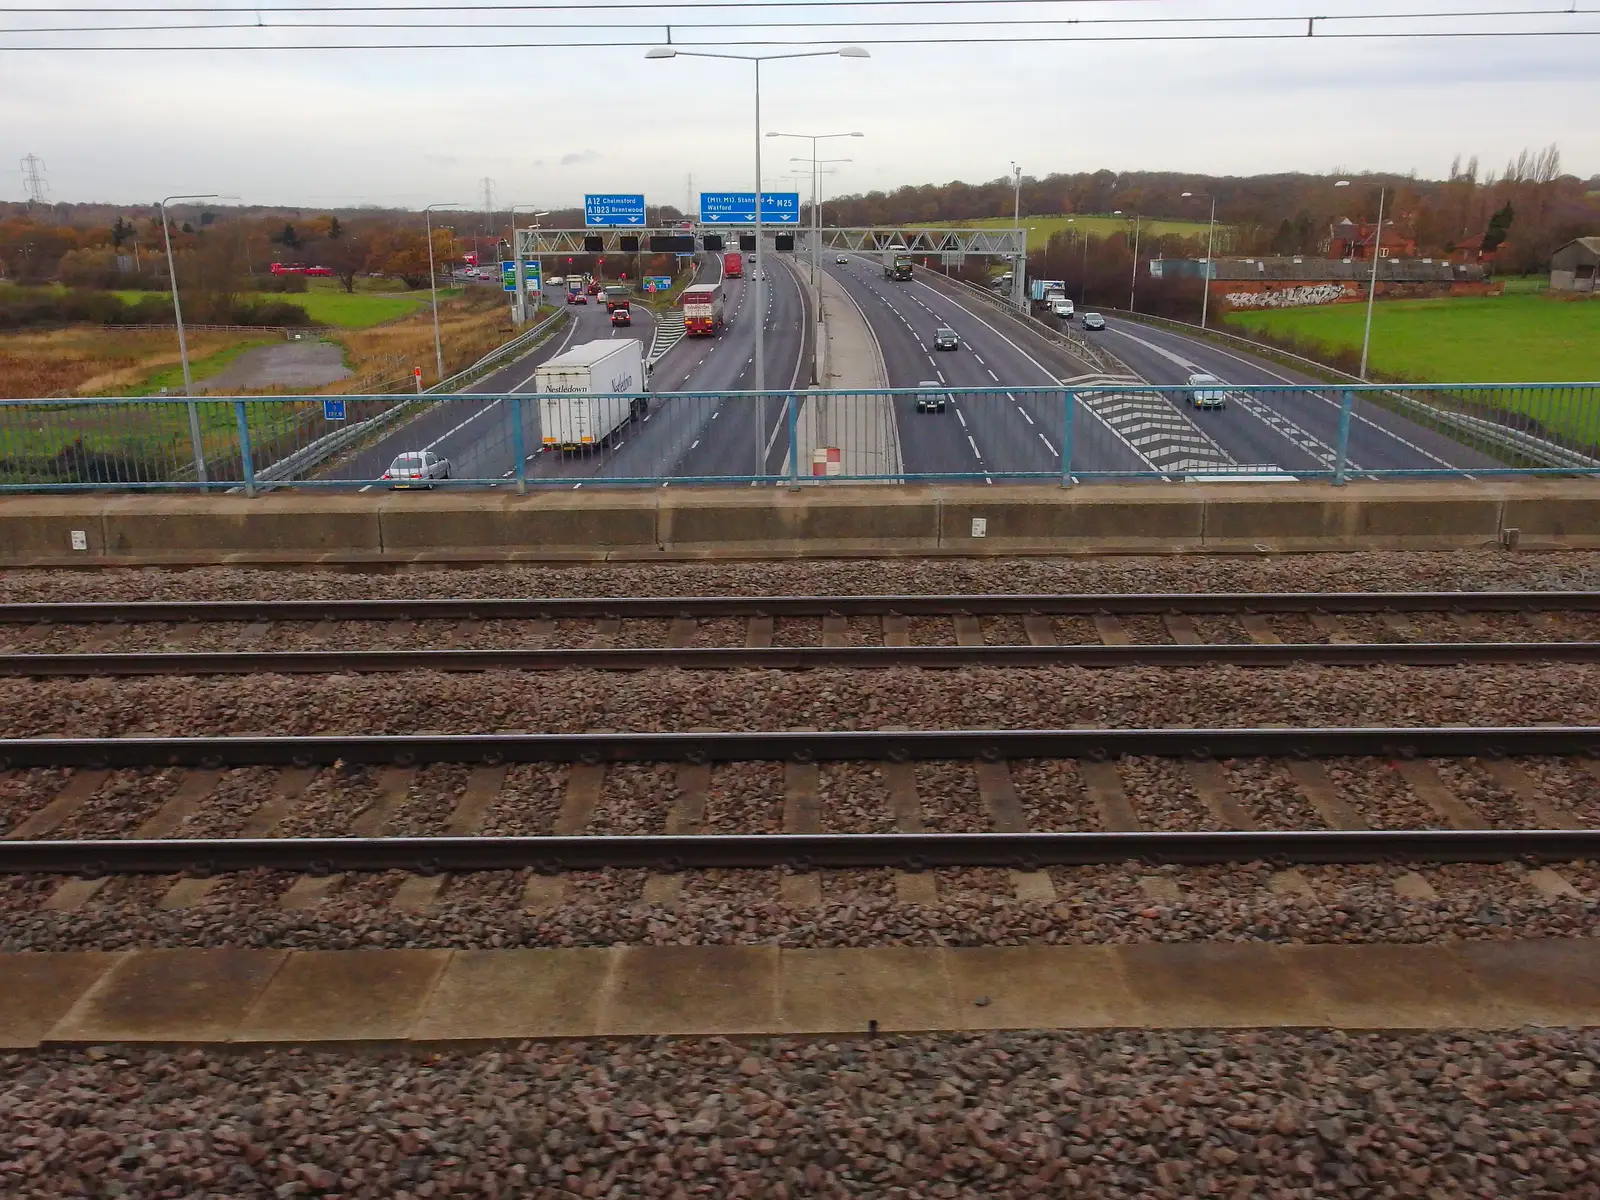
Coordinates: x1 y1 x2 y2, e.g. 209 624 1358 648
753 57 765 397
811 136 820 287
1200 195 1216 329
511 211 525 325
1360 187 1385 380
160 195 208 484
426 206 444 383
1128 216 1141 311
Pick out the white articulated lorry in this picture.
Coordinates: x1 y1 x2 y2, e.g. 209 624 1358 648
534 339 648 453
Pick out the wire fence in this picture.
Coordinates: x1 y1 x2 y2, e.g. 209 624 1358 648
0 381 1595 492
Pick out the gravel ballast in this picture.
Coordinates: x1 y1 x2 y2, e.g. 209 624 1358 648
4 1029 1600 1197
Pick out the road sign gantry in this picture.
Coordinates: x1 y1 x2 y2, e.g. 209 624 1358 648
516 226 1024 257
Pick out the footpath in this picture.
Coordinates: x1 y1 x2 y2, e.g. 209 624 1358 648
784 262 904 481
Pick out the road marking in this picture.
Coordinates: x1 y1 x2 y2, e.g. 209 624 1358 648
573 482 582 489
935 370 946 383
1017 406 1034 426
1040 433 1058 456
690 439 699 449
986 368 999 382
967 434 982 459
972 353 985 365
955 408 967 428
359 484 373 492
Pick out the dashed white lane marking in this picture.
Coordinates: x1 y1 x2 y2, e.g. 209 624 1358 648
1016 405 1034 426
972 353 985 365
986 368 999 382
1040 433 1058 456
967 434 983 459
690 439 699 449
955 408 968 428
359 484 373 492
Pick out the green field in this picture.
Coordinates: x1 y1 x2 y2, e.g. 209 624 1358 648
1224 294 1600 384
111 289 423 328
928 213 1221 251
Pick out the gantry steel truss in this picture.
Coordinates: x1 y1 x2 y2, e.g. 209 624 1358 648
514 227 1023 257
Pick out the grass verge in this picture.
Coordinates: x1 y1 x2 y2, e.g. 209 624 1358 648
927 213 1221 252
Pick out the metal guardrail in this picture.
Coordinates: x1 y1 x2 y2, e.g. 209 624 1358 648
4 381 1597 491
1097 306 1600 471
254 308 570 485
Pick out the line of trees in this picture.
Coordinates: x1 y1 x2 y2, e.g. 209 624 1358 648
823 144 1599 276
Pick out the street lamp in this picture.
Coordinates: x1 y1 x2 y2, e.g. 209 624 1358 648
1121 212 1143 311
509 204 548 325
1008 162 1023 310
1181 190 1219 329
424 202 461 383
1335 179 1386 379
647 45 869 404
767 130 863 287
158 192 219 484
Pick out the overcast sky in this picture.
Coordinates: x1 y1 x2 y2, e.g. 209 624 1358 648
3 0 1597 211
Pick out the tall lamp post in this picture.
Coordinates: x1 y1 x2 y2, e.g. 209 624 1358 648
766 130 862 286
1115 210 1143 311
424 202 461 383
647 45 869 400
158 192 219 484
1335 179 1386 379
796 158 848 265
509 204 548 325
1181 190 1218 329
1009 162 1024 310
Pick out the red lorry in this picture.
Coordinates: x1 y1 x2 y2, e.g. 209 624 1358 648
681 284 725 335
723 251 743 278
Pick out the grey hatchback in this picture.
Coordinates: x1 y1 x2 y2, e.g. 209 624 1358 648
915 381 948 412
933 326 960 350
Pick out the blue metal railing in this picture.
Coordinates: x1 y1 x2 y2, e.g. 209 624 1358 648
1 381 1596 492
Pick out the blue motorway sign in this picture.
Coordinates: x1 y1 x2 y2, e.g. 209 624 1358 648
643 275 673 292
699 191 801 224
584 193 646 227
501 259 543 292
322 399 346 422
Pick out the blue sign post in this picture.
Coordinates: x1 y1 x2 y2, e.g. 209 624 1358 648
322 399 346 422
584 194 646 227
643 275 673 292
698 192 801 224
502 259 543 293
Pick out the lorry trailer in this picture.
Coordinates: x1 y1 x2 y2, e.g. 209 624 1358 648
681 283 726 335
534 339 648 452
882 245 913 280
723 251 743 278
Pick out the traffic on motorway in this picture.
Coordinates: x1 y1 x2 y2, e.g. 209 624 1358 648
327 241 1494 489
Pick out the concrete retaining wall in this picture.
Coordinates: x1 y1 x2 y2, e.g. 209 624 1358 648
3 480 1597 565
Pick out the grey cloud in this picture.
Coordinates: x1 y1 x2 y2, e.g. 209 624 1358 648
560 150 600 166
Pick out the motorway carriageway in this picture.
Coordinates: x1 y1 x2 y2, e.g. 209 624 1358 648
327 250 808 488
836 259 1498 479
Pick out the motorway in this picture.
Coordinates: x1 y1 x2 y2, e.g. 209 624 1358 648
831 260 1500 479
325 249 809 487
323 248 1492 486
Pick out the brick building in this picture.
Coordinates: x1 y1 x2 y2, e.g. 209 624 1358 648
1327 218 1418 261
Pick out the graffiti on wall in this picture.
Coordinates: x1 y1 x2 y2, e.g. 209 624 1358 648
1224 283 1352 308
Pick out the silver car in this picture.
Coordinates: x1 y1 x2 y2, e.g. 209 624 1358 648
1186 372 1229 410
384 450 451 488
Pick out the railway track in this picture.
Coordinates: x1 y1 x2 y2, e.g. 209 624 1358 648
4 727 1598 879
3 590 1597 673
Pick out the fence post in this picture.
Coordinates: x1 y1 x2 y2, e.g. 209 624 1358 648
512 395 527 495
234 400 256 498
1334 388 1354 486
787 393 800 489
1060 389 1076 488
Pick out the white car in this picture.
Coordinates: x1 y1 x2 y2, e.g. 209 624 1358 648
1051 298 1075 320
383 450 451 488
547 275 565 286
1186 372 1229 409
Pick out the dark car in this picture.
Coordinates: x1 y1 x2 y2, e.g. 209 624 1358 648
914 381 948 413
1080 312 1106 331
836 255 849 264
933 326 959 351
611 308 631 326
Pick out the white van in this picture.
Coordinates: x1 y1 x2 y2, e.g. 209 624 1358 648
1051 298 1074 320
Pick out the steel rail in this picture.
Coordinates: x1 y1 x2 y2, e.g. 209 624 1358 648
4 641 1600 677
3 727 1598 770
4 829 1599 876
2 591 1598 625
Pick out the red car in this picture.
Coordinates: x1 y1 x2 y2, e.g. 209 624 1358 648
304 266 334 277
566 291 587 305
611 308 631 326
